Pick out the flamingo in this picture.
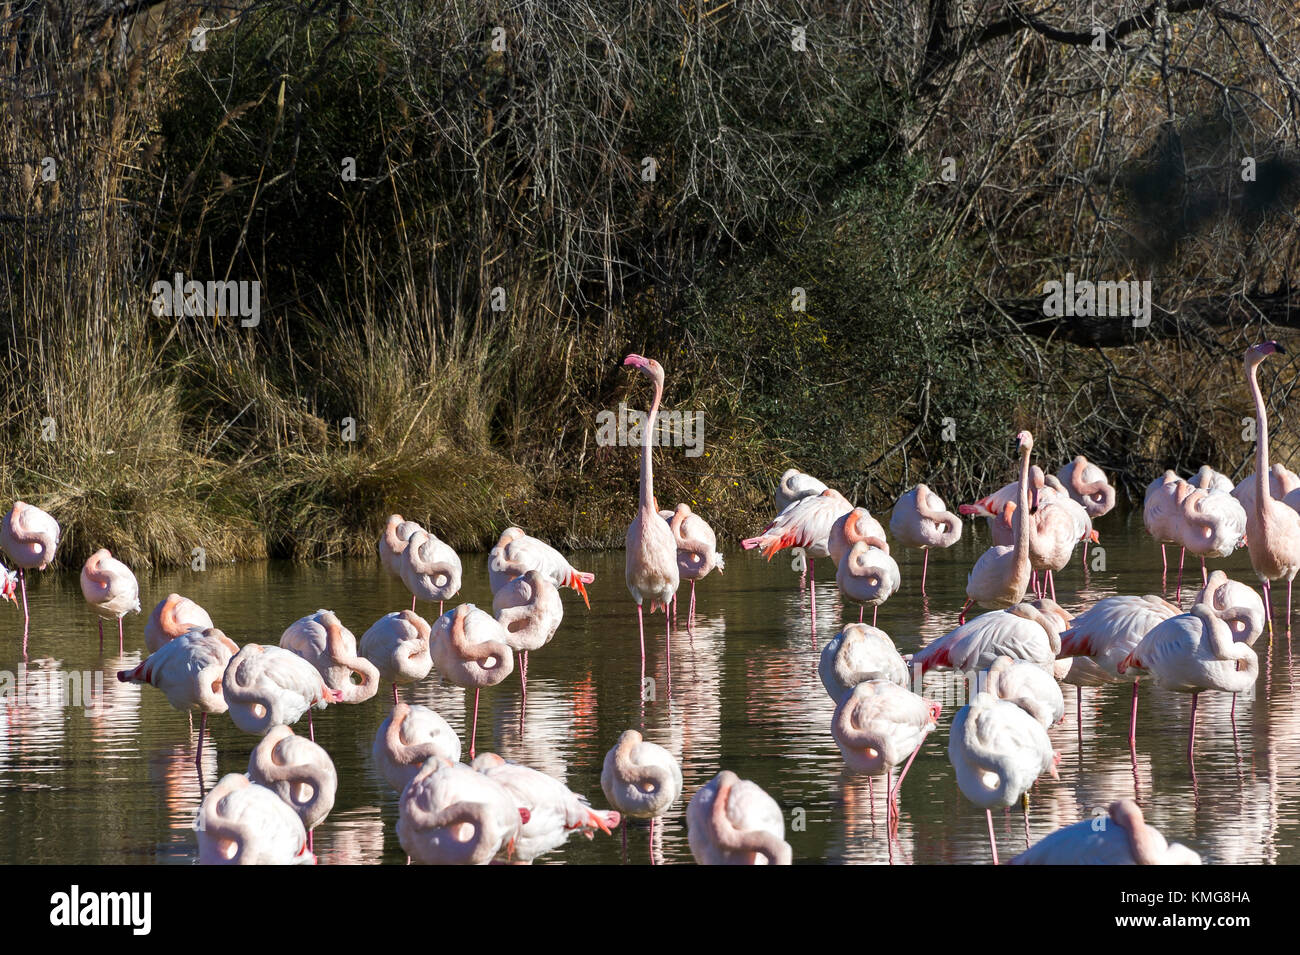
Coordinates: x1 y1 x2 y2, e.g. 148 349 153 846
948 690 1060 864
397 758 528 865
379 514 423 578
831 681 941 825
775 468 828 511
983 655 1064 727
280 609 381 705
196 773 313 865
471 753 620 863
144 593 215 653
912 600 1071 676
1011 799 1201 865
959 432 1035 623
1024 497 1079 602
623 354 681 683
600 729 683 863
836 539 900 626
493 569 563 726
1232 462 1300 517
962 466 1065 547
889 485 962 594
222 644 344 738
1119 603 1259 760
742 488 853 629
359 610 433 705
1242 341 1300 636
0 500 59 650
660 503 724 629
1143 470 1183 582
828 507 889 566
686 771 792 865
488 526 594 608
1175 483 1246 589
399 528 462 615
248 724 337 854
818 623 909 704
1055 455 1116 519
1196 571 1266 645
1189 465 1234 494
1056 594 1180 748
117 626 239 768
373 703 462 793
79 549 140 653
430 604 514 759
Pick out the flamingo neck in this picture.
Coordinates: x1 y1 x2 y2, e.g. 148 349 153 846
640 377 662 511
1249 360 1272 509
1013 445 1032 564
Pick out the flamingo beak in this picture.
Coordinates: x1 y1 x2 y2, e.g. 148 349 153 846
624 354 648 369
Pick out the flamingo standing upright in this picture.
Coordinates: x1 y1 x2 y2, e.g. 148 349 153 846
471 753 620 863
831 681 941 825
488 526 595 608
1011 799 1200 865
379 514 423 578
1119 603 1259 760
196 773 313 865
660 504 724 629
80 549 140 653
397 759 527 865
686 771 792 865
960 432 1035 623
493 569 563 727
600 729 683 864
117 627 239 768
775 468 828 511
889 485 962 595
144 594 215 653
1241 341 1300 636
280 609 381 705
430 604 514 759
1055 455 1116 519
248 725 337 854
222 644 344 739
359 610 433 705
948 691 1060 864
372 703 462 793
818 623 909 704
0 501 59 652
623 354 680 684
399 529 462 615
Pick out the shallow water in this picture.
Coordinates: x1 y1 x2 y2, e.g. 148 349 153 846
1 507 1297 865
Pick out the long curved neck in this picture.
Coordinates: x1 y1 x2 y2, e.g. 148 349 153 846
640 376 663 511
1249 359 1272 509
1013 445 1032 563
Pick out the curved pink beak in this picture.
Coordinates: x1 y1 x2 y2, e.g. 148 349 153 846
624 354 648 370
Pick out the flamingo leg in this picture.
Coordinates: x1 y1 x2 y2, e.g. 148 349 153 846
1187 692 1198 763
1128 679 1139 751
439 599 444 617
665 610 671 697
889 730 930 808
392 683 399 706
959 597 974 625
411 594 416 612
1201 556 1207 586
649 816 656 866
1076 685 1082 748
98 619 103 654
637 603 646 683
308 829 314 855
1264 580 1275 642
19 569 29 657
859 605 863 623
809 559 816 631
308 708 315 742
1176 547 1185 603
873 605 878 627
986 809 999 866
690 580 696 630
519 650 528 733
921 549 929 595
1048 570 1056 603
194 711 207 769
1022 792 1030 847
1289 579 1294 638
469 688 480 760
118 617 124 654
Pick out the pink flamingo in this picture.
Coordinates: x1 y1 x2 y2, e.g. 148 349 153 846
660 503 724 629
397 760 528 865
775 468 828 510
1189 465 1234 494
889 485 962 594
117 626 239 768
399 529 462 615
1118 603 1259 761
686 771 792 865
1233 463 1300 516
222 644 344 740
144 594 215 653
197 773 314 865
488 526 594 608
430 604 515 759
1242 341 1300 636
912 599 1070 675
1055 455 1116 518
983 655 1064 727
1143 471 1185 586
837 539 900 626
471 753 620 863
493 569 563 727
1011 799 1200 864
743 488 853 629
372 703 462 793
248 725 337 854
379 514 423 578
818 623 909 704
280 609 381 705
831 681 941 827
828 507 888 565
80 549 140 653
0 500 59 652
359 610 433 706
1197 570 1266 644
600 729 683 863
623 354 680 683
959 432 1035 623
960 465 1056 538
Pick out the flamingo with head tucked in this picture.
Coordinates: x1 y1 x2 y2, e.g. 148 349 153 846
623 354 681 685
0 501 59 651
982 655 1064 727
248 725 337 854
222 644 344 740
837 539 900 626
889 485 962 594
80 549 140 653
686 771 792 865
397 758 528 865
960 432 1034 623
1189 465 1234 494
430 604 514 759
399 529 462 615
488 526 594 608
1055 455 1116 519
196 773 313 865
493 569 563 727
379 514 423 578
1242 341 1300 635
372 703 462 794
660 503 723 629
818 623 909 704
280 609 381 706
359 610 433 705
1011 799 1200 865
601 729 683 863
775 468 828 511
144 594 215 653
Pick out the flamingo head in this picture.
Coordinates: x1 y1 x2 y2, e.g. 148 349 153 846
623 354 664 384
1014 430 1033 454
1248 341 1285 366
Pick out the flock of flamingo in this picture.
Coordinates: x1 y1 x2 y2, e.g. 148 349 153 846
0 343 1292 864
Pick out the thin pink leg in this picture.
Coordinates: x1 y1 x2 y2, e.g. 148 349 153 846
690 580 696 630
439 600 444 616
1264 580 1275 641
1128 679 1139 750
1201 557 1207 586
411 594 416 611
1048 570 1056 603
921 549 929 595
889 730 930 807
1076 685 1082 747
665 611 671 696
118 617 124 654
392 683 399 706
19 569 29 658
858 606 863 623
872 605 878 627
469 688 480 760
637 604 646 675
98 619 104 654
1023 794 1030 846
649 816 656 866
1187 692 1198 763
519 650 528 732
194 711 207 768
309 708 315 742
1176 547 1185 602
987 809 999 866
1289 580 1294 638
809 559 816 630
1082 540 1089 566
